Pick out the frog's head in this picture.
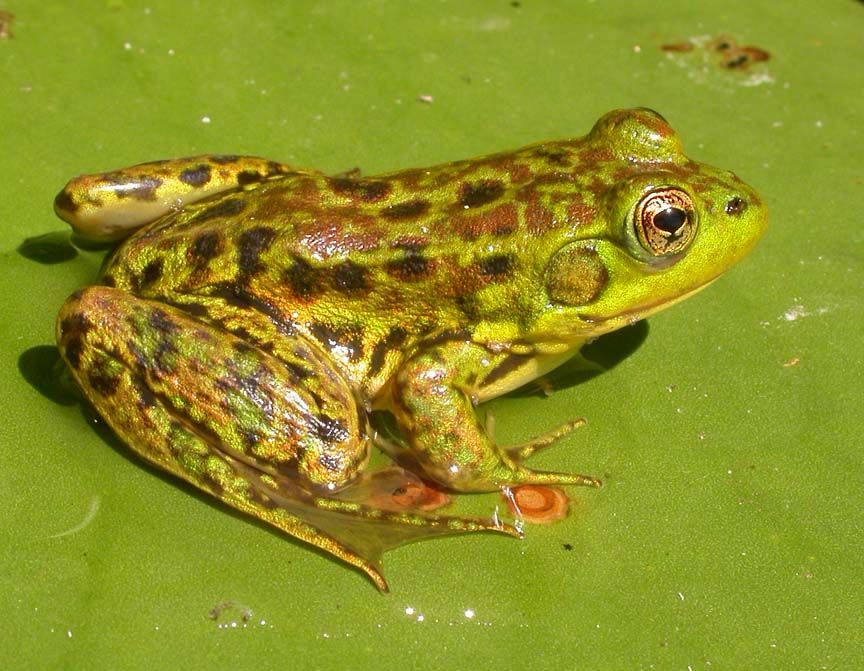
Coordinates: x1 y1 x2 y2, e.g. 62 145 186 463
537 108 768 340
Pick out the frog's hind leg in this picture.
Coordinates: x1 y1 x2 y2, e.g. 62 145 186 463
56 286 517 591
54 155 305 243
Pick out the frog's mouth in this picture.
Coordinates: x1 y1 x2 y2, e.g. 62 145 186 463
577 277 719 332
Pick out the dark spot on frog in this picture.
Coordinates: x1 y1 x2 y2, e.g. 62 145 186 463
165 300 210 319
149 307 179 336
533 148 572 167
386 252 429 280
201 470 227 499
454 293 481 321
453 202 518 240
137 258 164 289
237 225 277 275
479 254 514 277
309 322 363 362
59 312 92 370
333 260 368 293
309 414 350 445
119 176 162 202
725 196 747 215
237 170 263 186
87 367 119 397
563 543 573 551
53 188 79 214
134 378 157 409
284 360 314 383
189 231 222 263
193 197 247 225
368 326 408 377
380 199 430 219
179 164 212 187
284 256 323 299
272 452 303 482
330 177 391 202
459 180 505 208
317 451 347 474
207 283 295 338
209 155 240 165
266 161 289 176
231 341 256 355
241 428 261 450
483 352 532 388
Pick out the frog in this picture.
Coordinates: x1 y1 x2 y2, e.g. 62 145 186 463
53 108 767 591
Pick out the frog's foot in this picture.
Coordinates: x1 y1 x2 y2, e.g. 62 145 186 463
495 464 602 489
54 155 302 242
226 459 522 593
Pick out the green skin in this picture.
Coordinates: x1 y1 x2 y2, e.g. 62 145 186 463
54 108 767 591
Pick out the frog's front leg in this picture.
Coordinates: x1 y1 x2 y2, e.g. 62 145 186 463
390 341 600 492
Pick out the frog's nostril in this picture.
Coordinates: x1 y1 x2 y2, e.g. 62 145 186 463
724 196 747 215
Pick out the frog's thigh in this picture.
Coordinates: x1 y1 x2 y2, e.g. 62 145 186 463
56 286 369 493
54 155 297 242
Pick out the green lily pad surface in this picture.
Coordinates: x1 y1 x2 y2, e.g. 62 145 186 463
2 2 861 668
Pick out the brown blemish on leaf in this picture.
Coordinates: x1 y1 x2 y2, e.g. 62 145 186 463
504 485 569 524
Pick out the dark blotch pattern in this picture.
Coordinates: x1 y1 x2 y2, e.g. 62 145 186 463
386 253 429 280
330 177 391 202
59 312 92 370
53 189 78 214
309 322 363 362
190 231 222 263
310 414 350 445
284 256 322 299
333 261 368 293
284 360 314 382
460 180 505 208
368 327 408 377
483 352 532 388
179 164 212 187
139 258 164 288
479 254 514 276
380 199 430 219
88 368 119 397
149 308 179 336
193 197 247 225
237 170 263 186
238 226 277 275
534 148 571 166
121 176 162 202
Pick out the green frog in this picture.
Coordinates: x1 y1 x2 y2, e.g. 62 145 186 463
54 108 767 590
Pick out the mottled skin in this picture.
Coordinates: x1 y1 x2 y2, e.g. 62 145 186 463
54 109 767 590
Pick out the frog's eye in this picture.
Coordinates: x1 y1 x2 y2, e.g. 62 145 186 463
634 188 696 257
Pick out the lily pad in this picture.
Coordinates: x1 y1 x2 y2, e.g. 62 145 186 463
2 1 862 669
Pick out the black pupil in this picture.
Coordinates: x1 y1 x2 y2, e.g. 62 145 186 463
654 207 687 233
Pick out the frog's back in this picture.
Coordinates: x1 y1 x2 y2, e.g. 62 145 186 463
103 138 604 343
